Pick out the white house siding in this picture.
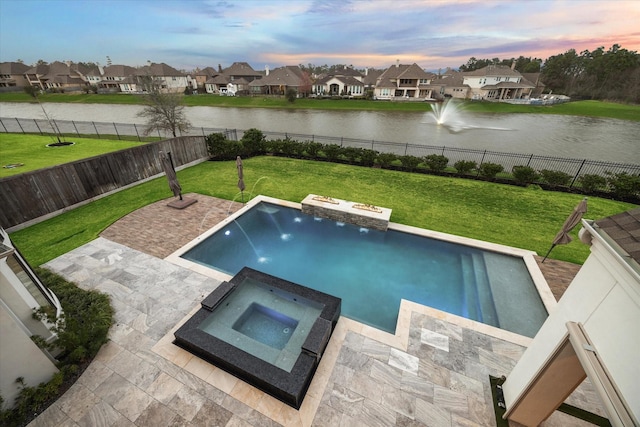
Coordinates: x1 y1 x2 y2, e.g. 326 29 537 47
503 220 640 424
0 246 59 409
162 76 189 92
0 306 59 409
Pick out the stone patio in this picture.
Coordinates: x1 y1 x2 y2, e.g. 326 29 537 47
28 195 604 426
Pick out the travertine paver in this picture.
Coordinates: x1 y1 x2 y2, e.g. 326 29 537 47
27 195 604 426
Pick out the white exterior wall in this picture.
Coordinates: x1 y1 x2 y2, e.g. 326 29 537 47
0 261 53 338
162 76 189 92
503 221 640 424
0 306 59 409
463 75 521 89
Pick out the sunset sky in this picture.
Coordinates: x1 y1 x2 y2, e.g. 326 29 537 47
1 0 639 71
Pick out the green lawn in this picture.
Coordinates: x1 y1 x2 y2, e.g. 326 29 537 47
9 156 635 267
0 134 145 178
2 92 639 121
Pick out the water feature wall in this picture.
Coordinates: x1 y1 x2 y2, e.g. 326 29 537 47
301 194 392 231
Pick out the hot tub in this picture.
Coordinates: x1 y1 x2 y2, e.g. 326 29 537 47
173 267 341 408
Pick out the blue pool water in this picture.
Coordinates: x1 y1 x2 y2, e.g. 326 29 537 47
183 202 547 336
233 303 298 350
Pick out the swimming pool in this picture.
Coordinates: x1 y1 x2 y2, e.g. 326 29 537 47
174 196 550 337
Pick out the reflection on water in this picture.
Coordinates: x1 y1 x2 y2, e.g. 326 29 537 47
1 102 638 163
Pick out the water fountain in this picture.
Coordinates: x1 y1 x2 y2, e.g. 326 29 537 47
428 99 510 133
429 99 471 133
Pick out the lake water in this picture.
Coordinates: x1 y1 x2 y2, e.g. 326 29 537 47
1 101 638 163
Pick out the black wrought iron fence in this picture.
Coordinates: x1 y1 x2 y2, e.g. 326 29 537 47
2 117 639 181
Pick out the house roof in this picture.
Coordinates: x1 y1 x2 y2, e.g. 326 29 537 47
377 63 433 87
136 63 184 76
223 62 261 78
464 65 522 78
363 69 384 86
595 207 640 264
0 61 30 74
206 75 229 84
195 67 218 77
435 72 467 87
380 63 431 80
103 65 137 77
328 66 363 78
25 64 50 75
250 66 306 87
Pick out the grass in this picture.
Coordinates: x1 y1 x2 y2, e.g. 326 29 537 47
9 156 636 267
0 134 145 178
2 92 639 121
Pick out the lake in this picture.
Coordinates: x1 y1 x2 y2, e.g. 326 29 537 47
1 102 638 163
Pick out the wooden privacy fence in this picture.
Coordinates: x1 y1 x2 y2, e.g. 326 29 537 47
0 136 208 230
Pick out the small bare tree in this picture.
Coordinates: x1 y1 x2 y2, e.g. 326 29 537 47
24 85 64 143
137 76 191 138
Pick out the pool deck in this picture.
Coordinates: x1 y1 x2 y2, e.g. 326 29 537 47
31 194 600 427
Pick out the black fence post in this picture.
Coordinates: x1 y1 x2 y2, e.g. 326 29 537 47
134 124 141 142
113 123 120 140
92 122 100 139
0 118 7 133
72 121 80 137
33 119 42 134
15 118 25 134
526 153 534 166
570 159 587 188
478 150 487 176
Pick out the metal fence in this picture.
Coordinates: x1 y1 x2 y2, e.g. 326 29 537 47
2 117 639 181
257 130 640 180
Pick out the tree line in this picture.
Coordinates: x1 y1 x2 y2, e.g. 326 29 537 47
459 44 639 103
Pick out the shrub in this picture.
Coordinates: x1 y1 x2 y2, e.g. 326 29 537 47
512 165 539 184
322 144 343 161
360 149 378 167
423 154 449 172
454 160 477 174
206 133 243 160
376 153 397 168
477 162 504 179
605 172 640 199
240 128 266 156
263 138 283 154
286 88 297 103
342 147 363 163
279 137 301 157
399 155 422 172
302 141 323 158
577 174 607 193
540 169 571 186
33 268 114 364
